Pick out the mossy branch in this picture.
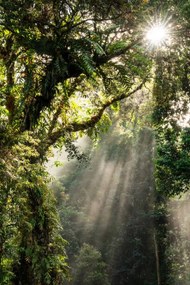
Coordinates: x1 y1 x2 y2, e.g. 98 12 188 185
46 77 147 149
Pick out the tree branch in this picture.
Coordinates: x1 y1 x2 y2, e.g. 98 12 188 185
23 36 141 130
46 76 147 149
95 37 141 65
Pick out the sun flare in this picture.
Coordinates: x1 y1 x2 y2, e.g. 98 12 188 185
146 23 169 47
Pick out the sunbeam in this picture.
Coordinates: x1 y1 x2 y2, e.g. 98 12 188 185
144 15 172 49
168 194 190 284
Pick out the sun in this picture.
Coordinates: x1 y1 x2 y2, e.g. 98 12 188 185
145 22 170 47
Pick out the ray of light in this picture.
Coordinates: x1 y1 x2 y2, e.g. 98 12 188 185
144 15 172 50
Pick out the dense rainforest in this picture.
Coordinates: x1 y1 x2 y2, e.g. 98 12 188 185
0 0 190 284
50 121 190 285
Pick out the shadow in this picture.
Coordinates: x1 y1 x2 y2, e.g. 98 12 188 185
56 127 173 285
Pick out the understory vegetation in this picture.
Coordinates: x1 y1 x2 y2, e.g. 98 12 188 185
0 0 190 284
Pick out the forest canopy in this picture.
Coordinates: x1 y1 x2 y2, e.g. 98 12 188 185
0 0 190 284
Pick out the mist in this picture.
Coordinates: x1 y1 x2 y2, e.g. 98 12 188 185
49 126 159 284
48 121 190 285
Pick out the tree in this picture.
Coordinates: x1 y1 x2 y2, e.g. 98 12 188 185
0 0 189 284
0 1 153 283
72 243 110 285
151 3 190 284
0 0 150 136
52 119 159 285
152 4 190 197
0 131 69 284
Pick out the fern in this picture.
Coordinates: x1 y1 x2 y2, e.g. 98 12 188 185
79 53 95 75
69 37 106 76
54 56 68 76
84 38 105 55
107 40 129 54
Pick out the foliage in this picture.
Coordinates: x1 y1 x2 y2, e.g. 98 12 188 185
150 3 190 282
149 0 190 198
72 243 110 285
0 1 154 283
52 125 159 285
155 127 190 196
0 130 69 284
0 0 151 135
152 30 190 197
0 0 190 283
